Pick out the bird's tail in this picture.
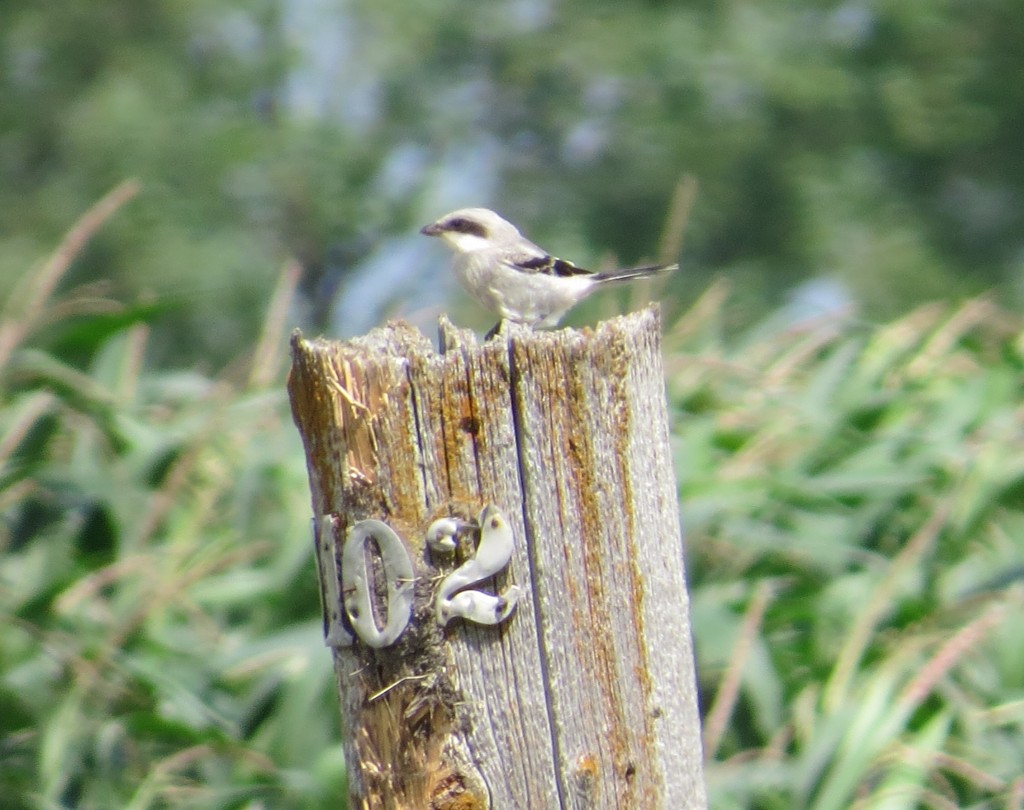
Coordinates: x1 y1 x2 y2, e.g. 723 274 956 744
593 263 678 283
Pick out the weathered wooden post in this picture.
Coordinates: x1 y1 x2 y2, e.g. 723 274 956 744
288 306 706 809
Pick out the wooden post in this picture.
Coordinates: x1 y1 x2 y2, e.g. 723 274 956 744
288 306 706 809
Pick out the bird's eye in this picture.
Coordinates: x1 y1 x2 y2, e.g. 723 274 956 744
445 217 487 237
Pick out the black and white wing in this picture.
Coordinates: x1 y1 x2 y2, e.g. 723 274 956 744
505 250 596 278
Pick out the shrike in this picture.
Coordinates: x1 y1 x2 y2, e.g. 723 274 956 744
421 207 677 327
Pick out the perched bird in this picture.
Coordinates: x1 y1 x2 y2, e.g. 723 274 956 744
421 207 677 328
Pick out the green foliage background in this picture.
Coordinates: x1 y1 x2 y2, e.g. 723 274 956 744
3 0 1024 358
2 1 1024 808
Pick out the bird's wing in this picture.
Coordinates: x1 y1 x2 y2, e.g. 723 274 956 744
506 251 595 278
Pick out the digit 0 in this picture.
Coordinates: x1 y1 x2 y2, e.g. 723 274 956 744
341 520 415 648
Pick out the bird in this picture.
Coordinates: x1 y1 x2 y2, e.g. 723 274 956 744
420 207 677 328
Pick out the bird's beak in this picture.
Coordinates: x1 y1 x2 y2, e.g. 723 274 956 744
420 222 444 236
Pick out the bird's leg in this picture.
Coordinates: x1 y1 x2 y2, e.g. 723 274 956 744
484 319 505 341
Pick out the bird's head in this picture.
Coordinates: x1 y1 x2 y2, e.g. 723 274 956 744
420 208 521 254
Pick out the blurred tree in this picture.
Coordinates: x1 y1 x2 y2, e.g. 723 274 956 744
0 0 398 366
2 0 1021 366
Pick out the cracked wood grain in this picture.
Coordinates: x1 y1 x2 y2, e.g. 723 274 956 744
287 306 707 810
